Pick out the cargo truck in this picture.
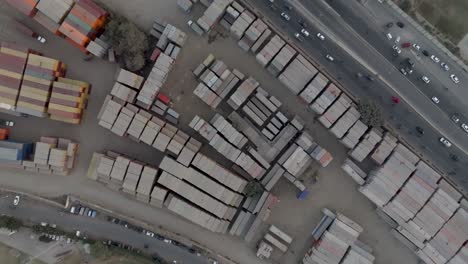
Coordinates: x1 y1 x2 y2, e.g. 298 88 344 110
187 20 204 36
14 20 46 43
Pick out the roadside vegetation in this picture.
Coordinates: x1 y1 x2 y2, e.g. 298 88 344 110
0 215 22 231
357 99 383 127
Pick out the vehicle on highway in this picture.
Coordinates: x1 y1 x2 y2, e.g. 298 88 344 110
294 33 304 42
316 32 325 40
386 33 392 40
422 50 429 56
300 28 309 37
431 96 440 104
416 126 424 135
451 114 460 123
280 12 290 21
392 45 401 54
155 234 165 241
13 195 20 206
421 76 430 84
401 42 411 48
365 75 374 81
0 119 14 127
461 123 468 133
430 55 440 63
439 137 452 147
440 62 449 71
412 43 420 51
450 74 460 84
394 36 400 43
325 54 334 61
397 22 405 28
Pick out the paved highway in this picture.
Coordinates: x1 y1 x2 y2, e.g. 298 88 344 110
0 193 208 264
248 0 468 193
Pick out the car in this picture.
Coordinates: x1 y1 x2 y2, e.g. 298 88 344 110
392 50 399 57
293 33 303 41
422 50 429 56
430 55 440 63
421 76 430 83
400 68 408 75
397 21 405 28
451 114 460 123
13 195 20 206
316 32 325 40
392 45 401 54
70 206 76 214
280 12 290 21
40 222 48 227
79 207 85 215
145 231 155 237
395 36 400 43
449 154 459 162
91 211 97 218
298 19 307 28
386 33 392 40
0 119 14 127
461 123 468 133
401 42 411 48
87 210 93 217
365 75 374 81
439 137 452 147
163 239 172 244
412 43 420 51
155 234 165 241
440 62 449 71
450 74 460 84
325 54 334 61
431 96 440 104
300 28 309 37
84 208 90 216
416 126 424 135
386 22 394 28
75 230 81 237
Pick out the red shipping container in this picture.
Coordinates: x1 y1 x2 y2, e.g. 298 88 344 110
48 108 81 119
157 93 171 105
0 54 27 73
150 48 161 61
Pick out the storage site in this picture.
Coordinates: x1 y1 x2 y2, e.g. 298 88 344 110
0 1 467 264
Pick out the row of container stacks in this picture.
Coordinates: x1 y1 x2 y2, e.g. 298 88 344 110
304 208 375 264
342 140 468 264
0 42 90 124
189 115 265 179
0 136 78 175
151 19 187 49
192 54 245 109
7 0 108 53
257 225 293 259
196 0 233 32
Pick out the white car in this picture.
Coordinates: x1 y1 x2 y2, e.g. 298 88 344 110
461 123 468 133
300 29 309 37
280 12 290 21
145 231 154 237
421 76 430 83
13 195 20 206
36 36 46 44
440 62 449 71
431 96 439 104
395 36 400 43
164 239 172 244
316 32 325 40
439 137 452 147
386 33 392 40
294 32 303 41
75 230 81 237
430 55 440 63
412 43 420 50
392 45 401 54
325 54 334 61
450 74 460 84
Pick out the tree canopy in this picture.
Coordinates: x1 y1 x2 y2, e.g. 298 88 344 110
357 99 383 127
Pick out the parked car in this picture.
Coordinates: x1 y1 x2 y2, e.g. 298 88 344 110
70 206 76 214
400 68 407 75
401 42 411 48
439 137 452 147
300 28 309 37
386 33 392 40
0 119 14 127
386 22 393 28
450 74 460 84
392 45 401 54
394 36 400 43
431 96 440 104
412 43 420 51
155 234 165 241
422 50 429 56
293 33 303 41
316 32 325 40
430 55 440 63
325 54 334 61
461 123 468 133
79 207 85 215
145 231 155 237
421 76 430 83
280 12 290 21
396 22 405 28
440 62 449 71
164 238 172 244
416 126 424 135
451 114 460 123
13 195 20 206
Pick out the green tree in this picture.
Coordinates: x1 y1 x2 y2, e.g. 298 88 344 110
105 14 148 71
357 99 383 127
0 216 22 231
244 181 264 197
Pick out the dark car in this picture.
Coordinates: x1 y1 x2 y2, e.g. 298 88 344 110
298 19 307 28
416 126 424 135
365 75 375 81
422 50 430 56
396 22 405 28
449 154 459 162
155 234 165 241
386 22 394 28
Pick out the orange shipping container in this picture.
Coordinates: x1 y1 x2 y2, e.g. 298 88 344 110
59 22 89 46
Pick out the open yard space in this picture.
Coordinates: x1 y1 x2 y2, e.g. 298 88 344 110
0 0 419 263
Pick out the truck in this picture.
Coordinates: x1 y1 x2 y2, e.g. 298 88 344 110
14 20 46 43
187 20 204 36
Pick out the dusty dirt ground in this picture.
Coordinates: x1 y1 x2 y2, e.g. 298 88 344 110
0 0 418 263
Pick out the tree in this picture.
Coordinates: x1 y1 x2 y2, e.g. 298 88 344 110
0 216 22 231
357 99 383 127
244 181 264 197
105 14 149 71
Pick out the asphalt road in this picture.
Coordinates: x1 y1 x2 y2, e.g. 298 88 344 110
0 194 208 264
248 0 468 194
